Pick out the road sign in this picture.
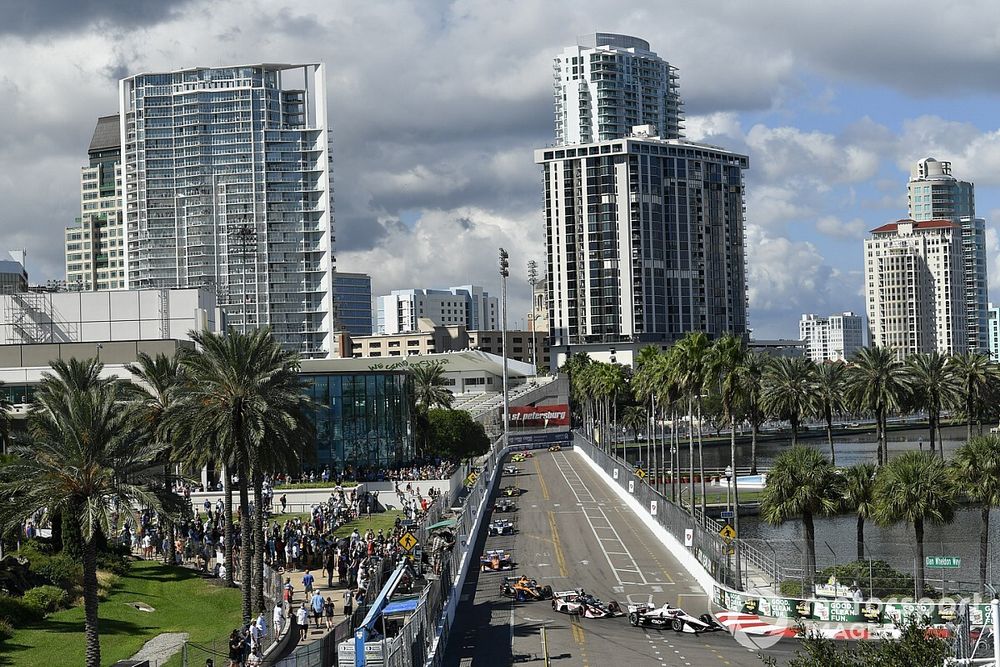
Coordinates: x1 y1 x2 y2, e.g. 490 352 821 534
726 546 735 556
684 529 694 547
635 468 646 480
628 480 635 494
398 531 418 552
926 556 961 569
613 468 619 480
650 500 657 516
719 524 737 541
720 510 734 520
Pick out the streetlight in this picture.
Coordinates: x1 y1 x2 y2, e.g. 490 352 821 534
499 248 510 450
527 260 539 374
724 465 733 516
95 343 103 363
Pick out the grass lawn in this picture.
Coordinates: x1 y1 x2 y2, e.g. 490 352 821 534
272 509 404 536
0 560 243 667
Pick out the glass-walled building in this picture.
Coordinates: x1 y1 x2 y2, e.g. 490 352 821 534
301 370 412 470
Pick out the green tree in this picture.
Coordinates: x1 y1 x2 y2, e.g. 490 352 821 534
952 435 1000 594
621 405 647 444
906 352 959 457
0 381 11 454
874 451 957 598
673 332 711 517
950 352 1000 440
845 346 911 466
814 362 847 465
760 357 817 447
736 352 768 475
760 446 842 593
427 408 490 459
0 369 169 667
841 462 878 562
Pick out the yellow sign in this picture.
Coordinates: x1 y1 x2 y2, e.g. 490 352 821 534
635 468 646 480
398 531 418 552
719 524 737 542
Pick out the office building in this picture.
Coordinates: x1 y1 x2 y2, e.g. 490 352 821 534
863 219 966 356
536 129 749 368
64 115 125 291
554 33 683 145
907 157 988 353
799 312 864 363
120 64 335 357
333 271 373 336
0 252 28 294
376 285 497 334
988 303 999 362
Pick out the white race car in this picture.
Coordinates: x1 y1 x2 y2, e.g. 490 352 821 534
551 590 623 618
489 518 514 536
626 602 724 633
503 465 519 475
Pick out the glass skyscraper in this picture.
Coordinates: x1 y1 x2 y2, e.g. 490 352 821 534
120 64 335 357
333 271 374 336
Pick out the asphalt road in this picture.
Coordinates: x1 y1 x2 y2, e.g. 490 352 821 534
445 448 800 667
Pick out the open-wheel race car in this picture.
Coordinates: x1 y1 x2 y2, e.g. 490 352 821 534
551 590 624 618
626 603 724 633
480 549 514 572
510 452 534 462
502 464 519 475
493 498 517 513
501 485 522 497
548 444 562 452
488 518 515 536
500 576 553 601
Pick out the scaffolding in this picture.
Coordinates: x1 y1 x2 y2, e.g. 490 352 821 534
0 291 52 344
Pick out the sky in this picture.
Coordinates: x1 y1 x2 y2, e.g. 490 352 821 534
3 0 1000 338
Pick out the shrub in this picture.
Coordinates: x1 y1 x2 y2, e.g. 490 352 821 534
22 585 68 614
97 545 132 576
0 618 13 642
0 594 43 626
33 553 82 591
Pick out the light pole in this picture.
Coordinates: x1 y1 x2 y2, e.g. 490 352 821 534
527 260 539 374
499 248 510 450
95 343 103 363
725 464 733 586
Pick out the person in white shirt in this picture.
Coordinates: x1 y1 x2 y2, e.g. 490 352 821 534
296 603 309 639
272 601 285 636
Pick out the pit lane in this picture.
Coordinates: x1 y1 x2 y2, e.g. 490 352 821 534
446 448 798 666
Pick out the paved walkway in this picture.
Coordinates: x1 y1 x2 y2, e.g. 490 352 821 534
280 566 350 649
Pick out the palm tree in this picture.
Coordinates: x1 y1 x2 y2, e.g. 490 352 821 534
760 446 842 594
0 368 169 667
760 357 817 447
736 352 768 475
411 362 454 410
167 328 315 622
952 435 1000 594
125 352 185 565
907 352 960 457
814 362 847 465
673 332 711 517
0 381 11 454
621 405 647 448
845 346 911 466
874 451 957 598
950 352 1000 440
841 462 878 562
634 346 663 482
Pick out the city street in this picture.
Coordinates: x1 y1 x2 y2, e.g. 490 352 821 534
446 448 799 666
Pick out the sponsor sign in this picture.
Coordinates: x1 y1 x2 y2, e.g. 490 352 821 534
684 529 693 547
507 431 572 446
509 404 571 427
628 480 635 493
650 500 657 516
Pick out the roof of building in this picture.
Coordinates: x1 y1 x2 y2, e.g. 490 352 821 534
300 349 536 378
89 114 121 154
869 218 955 234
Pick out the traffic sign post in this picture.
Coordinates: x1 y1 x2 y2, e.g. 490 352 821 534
720 510 734 520
398 531 418 552
719 523 737 542
635 468 646 480
926 556 961 569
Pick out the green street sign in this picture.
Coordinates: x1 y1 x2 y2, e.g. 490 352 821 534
925 556 961 569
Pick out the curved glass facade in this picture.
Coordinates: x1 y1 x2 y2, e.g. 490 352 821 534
302 371 413 470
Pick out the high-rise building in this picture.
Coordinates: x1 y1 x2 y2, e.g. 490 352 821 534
863 219 967 356
0 251 28 294
65 115 125 291
120 64 335 357
333 271 373 336
988 303 1000 362
799 312 864 363
536 129 749 366
907 157 988 353
554 33 683 145
376 285 498 334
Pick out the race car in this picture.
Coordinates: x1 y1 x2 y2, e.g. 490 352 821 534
480 549 514 571
500 576 553 601
510 452 534 462
493 498 517 513
626 603 724 633
503 464 519 475
488 518 515 536
551 590 624 618
548 444 562 452
501 485 522 497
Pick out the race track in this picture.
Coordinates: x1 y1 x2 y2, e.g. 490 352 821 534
445 448 799 666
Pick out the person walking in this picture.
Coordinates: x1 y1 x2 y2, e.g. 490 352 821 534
311 589 325 628
296 602 309 640
272 600 285 637
227 629 244 667
324 595 335 629
302 569 314 597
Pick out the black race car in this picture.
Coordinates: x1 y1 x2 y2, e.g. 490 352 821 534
493 498 517 513
626 603 724 633
551 590 623 618
489 518 514 536
500 576 553 601
480 549 514 571
501 485 522 497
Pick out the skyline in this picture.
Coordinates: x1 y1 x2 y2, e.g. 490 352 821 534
3 1 1000 339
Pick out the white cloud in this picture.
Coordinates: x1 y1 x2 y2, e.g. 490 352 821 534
745 125 879 184
815 215 866 239
684 112 742 142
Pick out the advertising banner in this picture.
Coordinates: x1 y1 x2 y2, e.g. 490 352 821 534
509 404 571 428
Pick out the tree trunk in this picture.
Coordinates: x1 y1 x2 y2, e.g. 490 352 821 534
826 412 835 466
790 414 799 448
239 461 253 624
162 463 174 566
856 514 865 563
731 414 742 590
804 511 816 596
967 397 974 442
914 517 925 599
980 505 990 595
253 467 266 615
223 462 235 588
697 398 706 520
750 424 759 476
688 398 695 515
82 537 101 667
928 412 936 454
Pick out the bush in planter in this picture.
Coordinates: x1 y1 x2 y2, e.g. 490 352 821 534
22 585 68 614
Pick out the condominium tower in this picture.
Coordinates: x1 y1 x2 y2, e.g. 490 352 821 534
65 115 125 291
988 303 999 363
554 33 683 145
863 219 966 356
377 285 497 334
907 157 988 353
332 271 373 336
799 312 864 362
119 64 335 357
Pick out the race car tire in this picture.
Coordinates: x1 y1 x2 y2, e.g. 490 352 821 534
608 600 622 615
629 612 640 627
671 618 684 632
541 585 553 599
699 613 714 626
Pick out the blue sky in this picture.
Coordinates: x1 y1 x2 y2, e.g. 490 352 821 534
1 0 999 338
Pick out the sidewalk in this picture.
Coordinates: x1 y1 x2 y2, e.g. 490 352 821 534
281 566 349 650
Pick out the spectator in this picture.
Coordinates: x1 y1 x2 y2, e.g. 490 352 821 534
272 600 285 636
311 589 325 628
296 603 309 639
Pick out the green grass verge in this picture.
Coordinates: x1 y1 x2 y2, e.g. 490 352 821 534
274 480 359 490
0 560 242 667
272 510 405 536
